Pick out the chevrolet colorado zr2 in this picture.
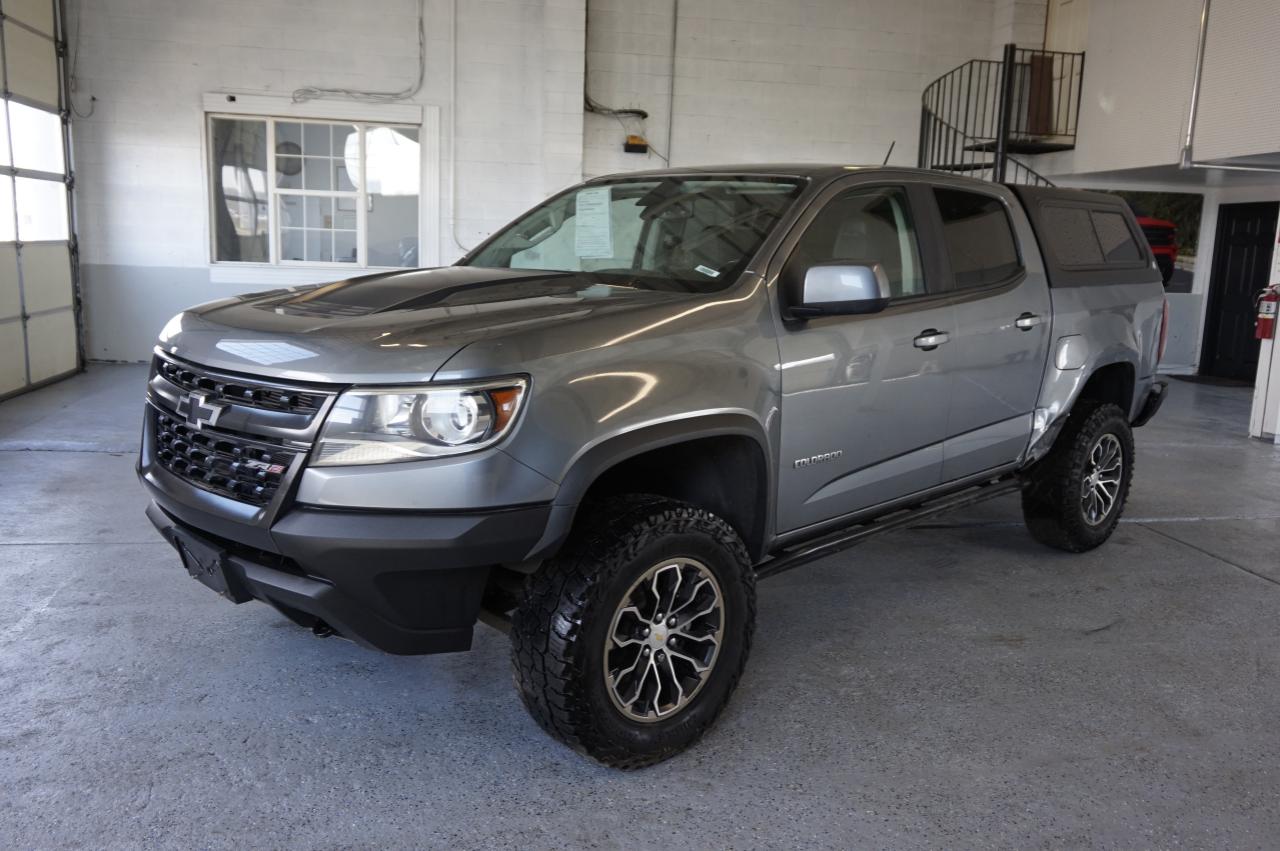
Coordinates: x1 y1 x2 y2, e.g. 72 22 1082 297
139 166 1168 767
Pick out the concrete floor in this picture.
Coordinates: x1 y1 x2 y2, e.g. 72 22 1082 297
2 365 1279 849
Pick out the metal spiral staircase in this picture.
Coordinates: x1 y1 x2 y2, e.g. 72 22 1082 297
919 44 1085 187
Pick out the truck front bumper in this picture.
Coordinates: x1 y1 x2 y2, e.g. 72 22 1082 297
143 491 550 655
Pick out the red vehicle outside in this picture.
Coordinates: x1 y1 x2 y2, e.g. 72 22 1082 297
1136 215 1178 285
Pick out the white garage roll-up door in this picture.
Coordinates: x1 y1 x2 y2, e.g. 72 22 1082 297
0 0 77 399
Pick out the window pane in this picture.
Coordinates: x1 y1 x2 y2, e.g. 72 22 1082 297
306 230 332 262
279 194 303 228
0 177 14 241
334 197 357 230
276 155 302 189
1042 205 1103 266
303 157 331 190
305 196 333 229
790 186 925 298
280 228 304 261
334 230 357 263
933 188 1021 288
303 123 331 156
15 176 67 241
9 101 64 173
1092 211 1142 262
366 126 420 266
211 117 268 261
276 122 301 150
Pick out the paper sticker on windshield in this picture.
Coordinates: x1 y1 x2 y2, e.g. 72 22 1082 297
574 187 614 259
695 264 721 278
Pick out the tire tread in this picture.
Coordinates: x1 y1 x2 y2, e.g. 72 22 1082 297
510 495 755 769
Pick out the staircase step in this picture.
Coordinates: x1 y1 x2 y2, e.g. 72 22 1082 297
963 138 1075 155
930 161 995 172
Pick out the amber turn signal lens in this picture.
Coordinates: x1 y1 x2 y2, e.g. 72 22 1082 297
489 386 524 433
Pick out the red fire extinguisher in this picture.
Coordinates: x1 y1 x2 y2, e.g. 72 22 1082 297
1258 285 1280 340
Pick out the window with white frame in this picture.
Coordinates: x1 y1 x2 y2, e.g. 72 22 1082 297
208 115 421 267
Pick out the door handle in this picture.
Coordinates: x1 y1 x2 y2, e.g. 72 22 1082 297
1015 312 1044 331
913 330 950 350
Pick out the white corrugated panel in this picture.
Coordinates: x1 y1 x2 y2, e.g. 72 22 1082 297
1069 0 1202 174
3 23 59 108
25 309 76 383
3 0 55 36
0 321 25 394
20 242 73 314
1195 0 1280 162
0 243 18 322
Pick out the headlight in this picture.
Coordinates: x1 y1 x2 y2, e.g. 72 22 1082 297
312 379 527 466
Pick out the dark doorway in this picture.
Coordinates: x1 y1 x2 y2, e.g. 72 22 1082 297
1201 201 1278 380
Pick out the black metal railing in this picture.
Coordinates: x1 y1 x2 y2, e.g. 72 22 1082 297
918 44 1084 186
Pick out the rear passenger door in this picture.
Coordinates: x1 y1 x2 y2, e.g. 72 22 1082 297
929 185 1052 482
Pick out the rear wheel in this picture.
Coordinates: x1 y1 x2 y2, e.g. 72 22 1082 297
1021 402 1134 552
510 495 755 768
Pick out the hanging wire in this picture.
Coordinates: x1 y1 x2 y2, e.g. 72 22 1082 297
291 0 426 104
68 0 96 118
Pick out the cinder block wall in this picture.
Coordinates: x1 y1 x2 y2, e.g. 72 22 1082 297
69 0 1031 360
70 0 586 360
583 0 1003 177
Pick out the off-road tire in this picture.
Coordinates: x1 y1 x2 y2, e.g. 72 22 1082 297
510 495 756 768
1021 402 1135 552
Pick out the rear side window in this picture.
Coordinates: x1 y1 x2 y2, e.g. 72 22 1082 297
1091 211 1142 262
933 188 1022 288
1041 204 1145 267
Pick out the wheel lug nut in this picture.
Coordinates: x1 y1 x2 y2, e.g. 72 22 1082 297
667 616 677 627
642 627 650 637
642 647 650 655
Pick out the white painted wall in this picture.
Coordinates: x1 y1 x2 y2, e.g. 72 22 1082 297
582 0 1006 178
70 0 1041 361
991 0 1046 56
69 0 585 361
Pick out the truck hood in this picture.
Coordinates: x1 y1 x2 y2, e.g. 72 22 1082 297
157 266 697 383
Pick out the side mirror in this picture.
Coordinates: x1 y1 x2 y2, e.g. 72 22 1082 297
790 261 892 317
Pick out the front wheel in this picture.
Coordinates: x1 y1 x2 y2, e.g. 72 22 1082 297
510 495 756 768
1021 402 1135 552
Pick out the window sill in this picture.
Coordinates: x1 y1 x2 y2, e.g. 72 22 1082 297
209 262 410 286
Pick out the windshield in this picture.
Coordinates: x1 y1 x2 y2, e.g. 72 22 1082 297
463 176 805 292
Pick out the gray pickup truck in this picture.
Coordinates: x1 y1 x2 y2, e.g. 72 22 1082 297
139 165 1167 767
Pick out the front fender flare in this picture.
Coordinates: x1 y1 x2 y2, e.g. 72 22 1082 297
520 412 772 562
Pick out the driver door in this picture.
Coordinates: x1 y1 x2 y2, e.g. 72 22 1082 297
773 180 956 534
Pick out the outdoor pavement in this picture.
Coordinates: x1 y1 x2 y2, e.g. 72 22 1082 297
1 364 1278 848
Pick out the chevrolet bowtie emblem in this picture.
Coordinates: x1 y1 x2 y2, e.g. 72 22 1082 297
176 392 226 430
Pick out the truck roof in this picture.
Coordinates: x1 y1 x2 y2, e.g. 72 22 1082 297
588 163 1003 186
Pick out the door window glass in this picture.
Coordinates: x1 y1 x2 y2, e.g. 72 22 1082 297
934 188 1023 287
789 186 925 297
